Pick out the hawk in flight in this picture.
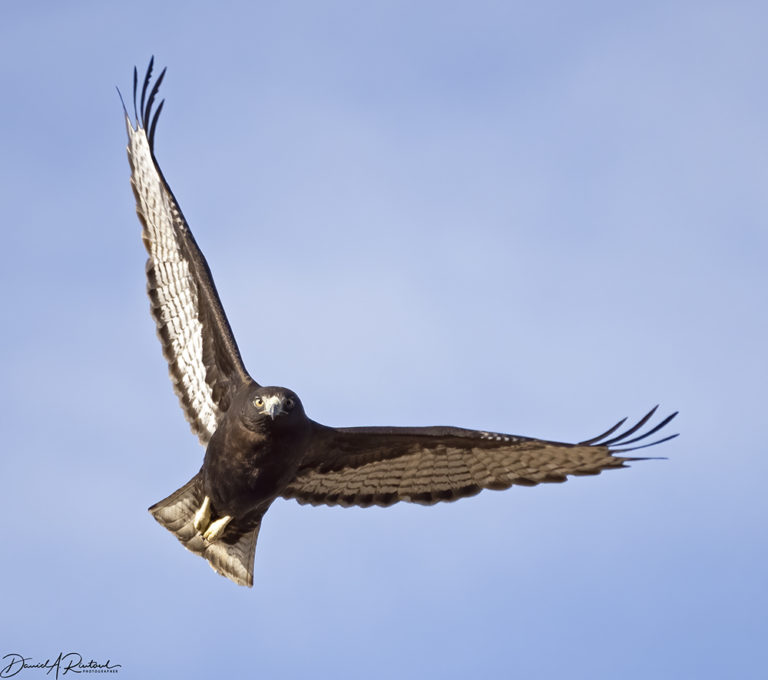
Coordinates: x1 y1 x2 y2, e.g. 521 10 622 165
123 59 678 587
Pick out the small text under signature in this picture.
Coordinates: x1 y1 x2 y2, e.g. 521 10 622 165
1 653 121 679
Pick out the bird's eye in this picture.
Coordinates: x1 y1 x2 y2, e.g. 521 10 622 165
253 397 264 408
285 397 295 409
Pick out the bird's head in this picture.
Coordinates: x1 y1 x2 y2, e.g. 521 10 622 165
244 386 305 429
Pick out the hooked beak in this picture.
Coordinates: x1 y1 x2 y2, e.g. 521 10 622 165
261 395 286 420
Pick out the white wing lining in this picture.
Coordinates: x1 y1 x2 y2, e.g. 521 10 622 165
126 117 220 444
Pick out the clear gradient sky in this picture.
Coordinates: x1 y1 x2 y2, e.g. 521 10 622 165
1 2 766 678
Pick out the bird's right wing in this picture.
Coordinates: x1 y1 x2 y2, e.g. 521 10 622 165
123 59 252 445
283 408 678 508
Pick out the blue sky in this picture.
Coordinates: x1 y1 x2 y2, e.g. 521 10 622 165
1 1 766 678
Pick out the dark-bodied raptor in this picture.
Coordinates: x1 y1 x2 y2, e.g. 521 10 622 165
123 59 678 587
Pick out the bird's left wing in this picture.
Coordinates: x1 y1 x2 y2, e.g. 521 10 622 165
123 59 252 445
282 408 677 507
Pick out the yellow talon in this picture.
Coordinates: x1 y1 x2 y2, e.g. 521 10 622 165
193 496 211 533
203 515 232 542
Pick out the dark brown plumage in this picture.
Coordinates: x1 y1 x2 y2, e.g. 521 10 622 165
124 59 678 587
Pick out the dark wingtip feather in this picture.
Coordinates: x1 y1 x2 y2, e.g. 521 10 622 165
599 405 659 447
144 67 166 121
578 416 628 446
612 411 679 448
132 66 138 122
144 67 166 142
116 86 128 118
582 407 678 452
613 432 679 454
619 455 668 463
127 57 166 145
148 99 165 149
139 55 155 128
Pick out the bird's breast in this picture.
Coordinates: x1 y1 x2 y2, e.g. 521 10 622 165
201 421 307 516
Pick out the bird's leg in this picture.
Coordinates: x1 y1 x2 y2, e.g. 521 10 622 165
193 495 211 533
203 515 232 542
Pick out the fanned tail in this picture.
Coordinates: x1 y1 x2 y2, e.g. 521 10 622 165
149 474 262 587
